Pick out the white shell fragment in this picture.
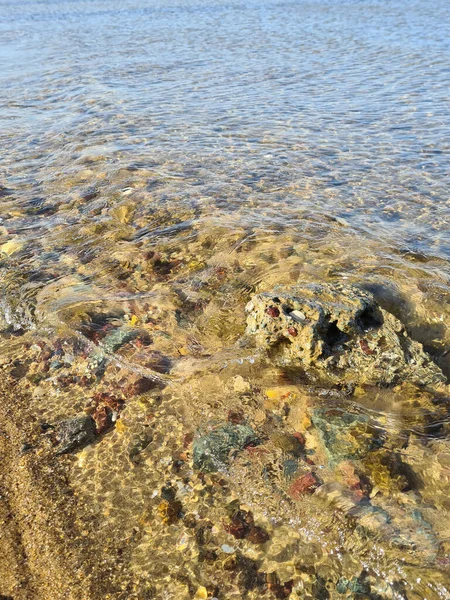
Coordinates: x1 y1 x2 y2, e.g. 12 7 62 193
290 310 306 322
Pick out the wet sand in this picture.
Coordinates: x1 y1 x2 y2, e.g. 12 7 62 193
0 376 106 600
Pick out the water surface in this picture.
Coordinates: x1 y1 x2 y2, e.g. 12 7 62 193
1 1 450 598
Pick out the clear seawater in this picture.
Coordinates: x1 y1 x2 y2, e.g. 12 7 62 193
1 1 450 598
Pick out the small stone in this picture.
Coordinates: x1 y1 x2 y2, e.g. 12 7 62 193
161 483 177 501
232 375 251 393
359 339 375 355
49 360 63 370
225 509 253 539
125 376 159 396
290 310 306 322
271 432 304 457
193 423 259 472
227 409 245 424
347 575 370 595
176 533 189 551
265 306 280 318
194 587 208 599
101 325 139 353
54 415 96 455
92 405 113 435
283 459 299 479
183 514 197 528
288 472 320 499
40 422 54 432
0 239 23 256
313 408 382 461
158 499 182 525
363 450 411 494
302 416 312 430
128 432 152 465
19 442 33 456
247 525 270 544
336 577 349 594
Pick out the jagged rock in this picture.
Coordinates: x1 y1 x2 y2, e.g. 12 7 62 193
54 414 96 454
246 283 445 387
193 423 259 472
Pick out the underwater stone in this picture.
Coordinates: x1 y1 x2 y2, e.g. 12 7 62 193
312 408 383 461
54 414 96 454
271 432 305 457
246 282 446 387
193 423 259 472
283 458 300 479
287 471 320 499
101 325 139 353
362 449 417 494
336 577 349 594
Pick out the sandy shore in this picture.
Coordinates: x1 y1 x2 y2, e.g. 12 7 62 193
0 376 109 600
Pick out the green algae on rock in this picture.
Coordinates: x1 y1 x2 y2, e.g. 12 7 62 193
246 282 446 387
312 407 383 461
193 423 260 472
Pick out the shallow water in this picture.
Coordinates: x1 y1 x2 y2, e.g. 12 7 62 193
1 0 450 598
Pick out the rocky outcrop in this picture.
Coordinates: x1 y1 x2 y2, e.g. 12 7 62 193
246 282 445 387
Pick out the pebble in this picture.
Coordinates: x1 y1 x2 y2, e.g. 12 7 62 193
54 414 97 455
290 310 306 322
193 423 259 472
288 472 320 499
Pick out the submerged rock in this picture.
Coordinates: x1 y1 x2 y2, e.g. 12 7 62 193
287 471 321 499
54 414 96 454
100 325 139 353
193 423 259 472
316 482 439 563
246 282 445 387
363 449 418 494
312 408 383 461
224 503 270 544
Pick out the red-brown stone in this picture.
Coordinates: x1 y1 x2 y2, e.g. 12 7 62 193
287 472 320 500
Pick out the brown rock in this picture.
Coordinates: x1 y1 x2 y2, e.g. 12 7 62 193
288 472 320 500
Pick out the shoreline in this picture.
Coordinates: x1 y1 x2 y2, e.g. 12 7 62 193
1 284 450 598
0 375 108 600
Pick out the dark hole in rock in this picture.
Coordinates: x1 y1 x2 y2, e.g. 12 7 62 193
358 306 383 331
323 320 348 347
272 297 281 304
268 337 291 360
282 304 293 315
